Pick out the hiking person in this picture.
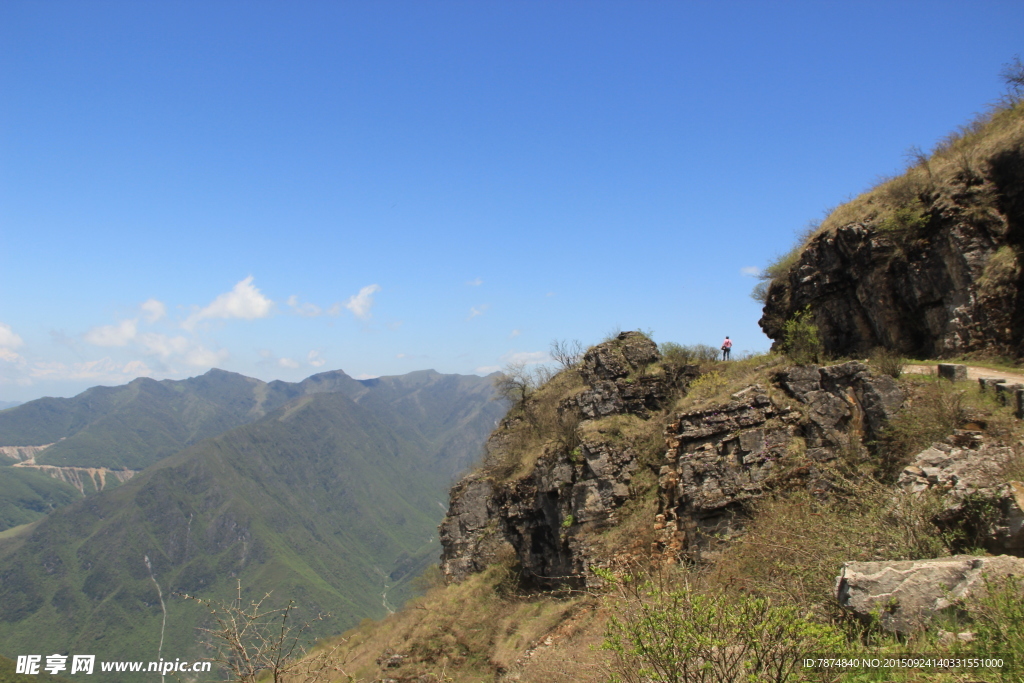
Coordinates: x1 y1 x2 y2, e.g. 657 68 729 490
721 336 732 361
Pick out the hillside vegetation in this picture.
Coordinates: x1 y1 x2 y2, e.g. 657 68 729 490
312 333 1024 683
0 372 503 683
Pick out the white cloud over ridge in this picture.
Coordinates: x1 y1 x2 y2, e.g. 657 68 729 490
502 350 549 365
141 299 166 322
0 323 24 349
84 319 138 347
29 357 154 382
345 284 381 319
308 350 326 367
184 276 273 330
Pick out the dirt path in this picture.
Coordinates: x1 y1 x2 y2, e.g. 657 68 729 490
904 362 1024 385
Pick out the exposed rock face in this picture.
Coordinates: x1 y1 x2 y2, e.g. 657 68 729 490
440 351 906 587
570 332 692 419
656 362 903 557
776 362 904 447
440 333 665 586
836 555 1024 634
899 437 1024 555
759 141 1024 359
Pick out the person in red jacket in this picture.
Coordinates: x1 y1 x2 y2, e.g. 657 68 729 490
721 336 732 360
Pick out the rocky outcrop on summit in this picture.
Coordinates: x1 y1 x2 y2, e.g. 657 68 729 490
440 334 661 586
570 332 692 419
759 124 1024 359
440 350 906 587
655 362 903 557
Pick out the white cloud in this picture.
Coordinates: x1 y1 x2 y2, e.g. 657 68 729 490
84 319 138 347
467 304 489 320
345 284 381 319
141 299 166 322
29 357 153 381
467 278 483 286
502 350 549 365
740 266 762 277
278 357 300 369
287 295 323 318
308 350 326 368
138 333 191 359
354 373 379 380
0 323 24 349
184 276 274 330
0 348 24 364
326 302 342 316
509 329 521 338
475 365 500 374
183 346 229 367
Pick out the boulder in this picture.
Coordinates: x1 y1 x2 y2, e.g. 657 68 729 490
579 332 659 385
776 362 904 446
836 555 1024 634
898 437 1024 555
937 364 967 382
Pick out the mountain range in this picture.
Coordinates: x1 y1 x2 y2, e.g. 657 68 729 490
0 367 504 680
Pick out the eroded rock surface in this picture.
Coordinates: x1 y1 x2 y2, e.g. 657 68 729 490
759 141 1024 359
440 333 662 586
899 436 1024 555
655 362 903 558
836 555 1024 634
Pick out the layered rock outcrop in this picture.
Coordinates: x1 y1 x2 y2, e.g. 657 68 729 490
440 347 905 587
440 333 664 587
759 127 1024 359
655 363 903 557
899 436 1024 555
836 555 1024 634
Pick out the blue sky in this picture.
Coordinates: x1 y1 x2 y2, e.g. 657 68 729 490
2 1 1022 402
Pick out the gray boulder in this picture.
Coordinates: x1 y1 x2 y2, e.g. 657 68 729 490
836 555 1024 634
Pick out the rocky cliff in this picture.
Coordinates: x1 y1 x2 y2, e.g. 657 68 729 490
439 334 906 589
759 102 1024 359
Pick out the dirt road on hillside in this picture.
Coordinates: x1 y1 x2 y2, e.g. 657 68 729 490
904 363 1024 385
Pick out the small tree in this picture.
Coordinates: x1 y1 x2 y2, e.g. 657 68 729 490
550 339 584 370
782 306 822 365
493 362 535 406
1002 55 1024 102
181 582 347 683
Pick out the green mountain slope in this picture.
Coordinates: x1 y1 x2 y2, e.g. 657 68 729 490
0 467 81 530
0 386 503 680
0 368 501 531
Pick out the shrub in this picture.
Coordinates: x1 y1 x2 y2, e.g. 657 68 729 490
659 342 720 365
876 200 928 235
782 306 822 365
874 378 966 481
870 347 905 379
602 575 843 683
978 245 1020 297
550 339 584 370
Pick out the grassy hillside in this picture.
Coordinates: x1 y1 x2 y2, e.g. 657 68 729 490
757 95 1024 300
0 381 503 682
0 466 81 530
315 345 1024 683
